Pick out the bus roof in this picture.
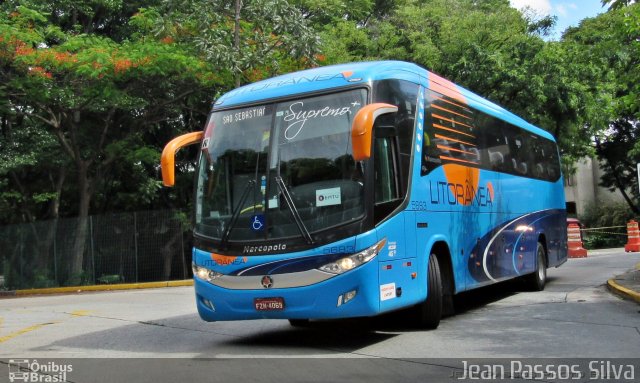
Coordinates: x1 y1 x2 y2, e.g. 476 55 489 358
214 61 555 141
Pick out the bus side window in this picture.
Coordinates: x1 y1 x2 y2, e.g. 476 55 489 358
467 147 480 161
421 88 561 182
535 163 545 178
503 124 529 175
541 139 561 181
422 89 478 173
531 138 547 179
488 149 504 169
478 118 509 172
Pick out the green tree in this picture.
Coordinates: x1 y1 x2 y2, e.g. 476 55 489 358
602 0 635 10
0 5 220 276
594 121 639 213
291 0 374 25
0 116 68 273
320 0 595 162
143 0 320 87
4 0 156 40
563 4 640 213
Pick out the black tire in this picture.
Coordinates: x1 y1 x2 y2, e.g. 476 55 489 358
417 254 443 329
525 242 547 291
288 319 310 327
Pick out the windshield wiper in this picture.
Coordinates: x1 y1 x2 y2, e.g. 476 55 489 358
220 179 256 249
275 176 314 245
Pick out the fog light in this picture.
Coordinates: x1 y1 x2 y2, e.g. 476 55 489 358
343 290 357 304
337 290 357 307
202 297 215 311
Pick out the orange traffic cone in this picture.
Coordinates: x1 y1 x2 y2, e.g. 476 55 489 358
624 220 640 252
567 223 587 258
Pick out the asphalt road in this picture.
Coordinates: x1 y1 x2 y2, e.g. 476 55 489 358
1 250 639 382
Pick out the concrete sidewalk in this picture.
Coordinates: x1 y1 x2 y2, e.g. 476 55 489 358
607 261 640 304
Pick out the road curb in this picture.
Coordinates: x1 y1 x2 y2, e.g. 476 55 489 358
607 278 640 304
9 279 194 297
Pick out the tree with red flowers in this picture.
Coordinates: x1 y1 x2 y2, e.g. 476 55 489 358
0 4 222 277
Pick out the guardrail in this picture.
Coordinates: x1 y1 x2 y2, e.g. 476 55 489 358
574 221 640 253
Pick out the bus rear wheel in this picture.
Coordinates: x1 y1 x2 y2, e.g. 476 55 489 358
525 242 547 291
416 254 443 329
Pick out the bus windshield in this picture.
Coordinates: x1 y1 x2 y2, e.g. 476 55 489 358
195 89 368 244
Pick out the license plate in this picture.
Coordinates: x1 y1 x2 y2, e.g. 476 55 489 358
254 297 285 311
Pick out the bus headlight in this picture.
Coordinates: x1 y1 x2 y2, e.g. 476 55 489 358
318 238 387 274
192 264 223 283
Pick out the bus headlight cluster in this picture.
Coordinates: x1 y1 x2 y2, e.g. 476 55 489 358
192 264 223 283
318 238 386 274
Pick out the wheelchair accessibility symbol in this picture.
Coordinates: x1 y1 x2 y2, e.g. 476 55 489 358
251 214 265 232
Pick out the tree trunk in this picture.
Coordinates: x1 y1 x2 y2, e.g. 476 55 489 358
34 167 66 271
70 162 92 277
160 228 181 280
49 166 66 219
1 114 8 137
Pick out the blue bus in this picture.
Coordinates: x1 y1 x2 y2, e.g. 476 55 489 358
161 61 567 328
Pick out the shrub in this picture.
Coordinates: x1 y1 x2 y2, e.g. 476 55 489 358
580 203 636 249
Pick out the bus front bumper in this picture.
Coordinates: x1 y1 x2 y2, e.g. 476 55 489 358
194 259 381 321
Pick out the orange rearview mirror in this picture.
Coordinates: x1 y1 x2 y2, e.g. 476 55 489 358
351 103 398 161
161 132 204 187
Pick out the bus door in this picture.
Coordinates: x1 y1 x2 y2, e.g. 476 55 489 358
370 78 421 311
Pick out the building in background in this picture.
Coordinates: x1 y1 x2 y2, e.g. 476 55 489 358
564 157 626 217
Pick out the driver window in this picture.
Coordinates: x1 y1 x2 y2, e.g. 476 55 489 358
374 137 399 204
373 79 419 197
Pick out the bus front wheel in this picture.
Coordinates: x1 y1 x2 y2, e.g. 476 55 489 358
416 254 443 329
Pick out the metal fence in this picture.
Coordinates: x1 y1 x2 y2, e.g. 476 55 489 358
0 210 192 290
